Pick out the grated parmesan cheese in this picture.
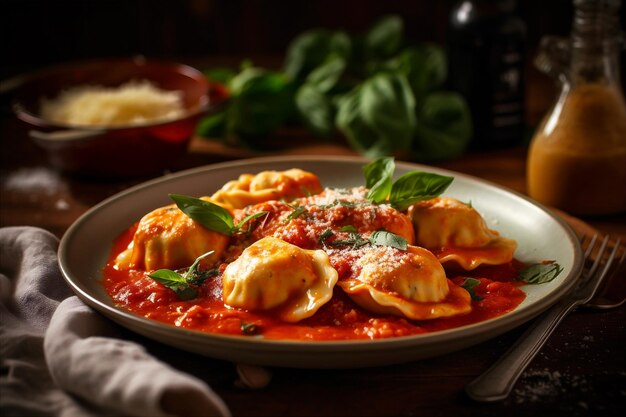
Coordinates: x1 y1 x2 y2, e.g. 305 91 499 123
40 80 186 127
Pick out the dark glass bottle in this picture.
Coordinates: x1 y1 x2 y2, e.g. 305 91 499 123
447 0 527 149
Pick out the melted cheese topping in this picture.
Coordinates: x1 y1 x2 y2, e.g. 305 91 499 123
211 169 323 209
409 197 517 270
222 236 338 322
338 245 471 320
114 201 229 271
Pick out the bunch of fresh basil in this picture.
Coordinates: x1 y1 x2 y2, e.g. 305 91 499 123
196 15 473 161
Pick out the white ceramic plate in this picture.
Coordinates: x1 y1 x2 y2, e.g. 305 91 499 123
58 156 583 368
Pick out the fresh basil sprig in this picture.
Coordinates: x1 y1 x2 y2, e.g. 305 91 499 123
169 194 267 236
363 157 453 210
518 262 564 284
148 251 214 301
460 277 484 301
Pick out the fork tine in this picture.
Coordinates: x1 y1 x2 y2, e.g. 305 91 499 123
581 233 598 261
587 238 622 300
585 235 609 280
585 238 626 309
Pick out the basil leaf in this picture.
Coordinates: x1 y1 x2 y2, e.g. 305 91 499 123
363 157 395 203
169 194 234 236
295 83 335 136
412 92 472 161
305 54 347 93
228 67 294 140
382 45 447 99
369 230 407 251
460 277 483 301
149 269 197 301
203 67 236 85
336 73 416 158
365 15 403 59
359 73 416 152
338 225 358 233
389 171 453 211
519 262 564 284
284 29 335 82
195 111 227 139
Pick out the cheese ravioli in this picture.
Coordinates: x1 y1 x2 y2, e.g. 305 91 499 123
338 245 471 320
222 236 338 322
114 201 229 271
409 197 517 270
211 168 323 209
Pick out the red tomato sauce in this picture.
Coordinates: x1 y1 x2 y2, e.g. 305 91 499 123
103 220 527 341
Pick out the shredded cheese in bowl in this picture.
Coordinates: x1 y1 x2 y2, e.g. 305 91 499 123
40 80 186 127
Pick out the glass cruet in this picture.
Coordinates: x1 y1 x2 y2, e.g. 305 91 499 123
526 0 626 215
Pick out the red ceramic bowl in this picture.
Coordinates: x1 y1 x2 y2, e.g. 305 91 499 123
13 57 228 177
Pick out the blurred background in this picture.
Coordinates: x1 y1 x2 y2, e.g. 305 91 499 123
2 0 626 156
0 0 595 74
3 0 624 128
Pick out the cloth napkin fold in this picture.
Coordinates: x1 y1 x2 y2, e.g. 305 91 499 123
0 226 231 417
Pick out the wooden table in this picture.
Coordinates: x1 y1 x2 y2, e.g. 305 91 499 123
1 113 625 416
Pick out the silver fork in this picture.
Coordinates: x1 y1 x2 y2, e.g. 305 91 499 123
465 234 623 402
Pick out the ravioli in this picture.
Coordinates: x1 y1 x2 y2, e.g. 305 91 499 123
409 197 517 270
211 168 323 209
114 201 229 271
222 236 338 322
338 245 471 320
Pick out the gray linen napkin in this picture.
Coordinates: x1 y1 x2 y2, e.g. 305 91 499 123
0 226 231 417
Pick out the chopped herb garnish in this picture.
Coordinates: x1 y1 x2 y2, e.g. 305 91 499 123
518 261 563 284
319 229 335 248
300 186 313 197
369 230 407 250
460 277 483 301
187 267 219 286
285 205 308 221
338 200 358 208
241 322 259 335
234 211 268 235
148 251 215 300
338 225 358 233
